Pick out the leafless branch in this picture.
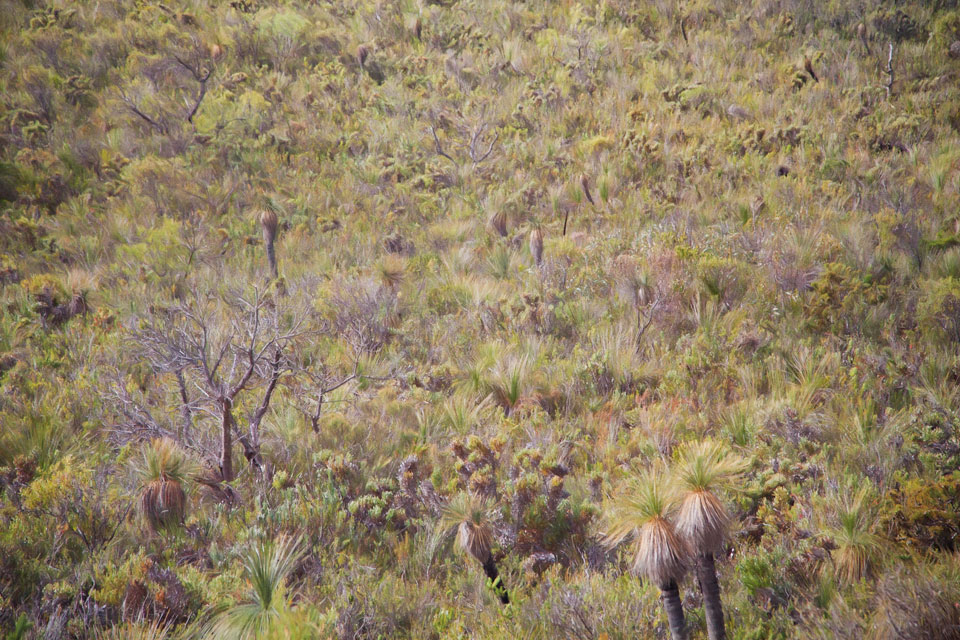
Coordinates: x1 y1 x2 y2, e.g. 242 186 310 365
429 125 460 167
175 368 193 440
174 178 241 218
174 55 213 125
311 361 359 433
249 347 284 443
635 294 663 354
468 123 499 164
106 368 212 462
118 90 168 134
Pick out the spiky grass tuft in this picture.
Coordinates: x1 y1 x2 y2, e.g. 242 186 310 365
210 535 303 640
94 621 174 640
66 267 98 298
139 437 193 485
377 253 407 289
830 487 882 584
484 354 530 416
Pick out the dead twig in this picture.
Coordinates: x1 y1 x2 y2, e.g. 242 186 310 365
119 90 168 134
430 125 460 167
311 363 359 433
635 295 663 354
174 55 212 124
428 114 500 169
305 361 396 432
467 122 499 164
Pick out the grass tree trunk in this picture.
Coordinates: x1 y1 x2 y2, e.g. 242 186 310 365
265 236 277 280
259 210 279 280
481 555 509 604
660 579 687 640
697 552 726 640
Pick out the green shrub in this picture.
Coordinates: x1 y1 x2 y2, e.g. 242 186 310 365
917 277 960 344
931 10 960 49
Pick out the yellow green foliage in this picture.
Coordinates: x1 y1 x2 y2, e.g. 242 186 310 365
878 473 960 551
21 456 91 511
90 551 150 607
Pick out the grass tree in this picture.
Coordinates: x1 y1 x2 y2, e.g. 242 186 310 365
258 209 279 280
580 173 595 206
674 440 746 640
441 492 509 604
210 535 304 639
605 468 690 640
135 438 194 532
529 224 544 268
377 253 406 291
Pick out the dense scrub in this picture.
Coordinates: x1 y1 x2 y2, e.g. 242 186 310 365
2 0 960 638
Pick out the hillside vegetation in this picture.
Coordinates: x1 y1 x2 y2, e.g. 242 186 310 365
3 0 960 638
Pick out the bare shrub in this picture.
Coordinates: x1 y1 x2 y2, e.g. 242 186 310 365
872 560 960 640
325 278 398 355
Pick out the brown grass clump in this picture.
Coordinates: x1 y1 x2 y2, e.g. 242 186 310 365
356 45 369 67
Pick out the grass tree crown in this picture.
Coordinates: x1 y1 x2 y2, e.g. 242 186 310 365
674 439 747 554
604 468 690 588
